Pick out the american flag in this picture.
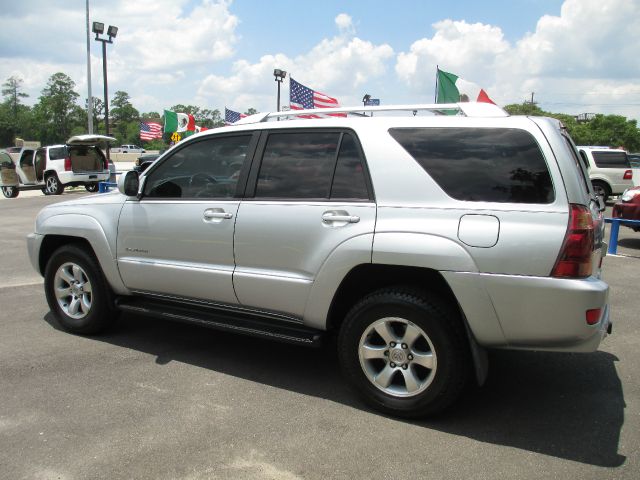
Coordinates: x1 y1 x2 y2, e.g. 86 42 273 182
225 108 247 125
139 122 163 140
289 77 345 118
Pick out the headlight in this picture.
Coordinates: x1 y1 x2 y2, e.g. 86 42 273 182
621 189 640 202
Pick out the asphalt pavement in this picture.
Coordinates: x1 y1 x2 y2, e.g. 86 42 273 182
1 192 639 479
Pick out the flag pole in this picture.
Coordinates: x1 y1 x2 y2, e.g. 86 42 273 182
434 65 439 103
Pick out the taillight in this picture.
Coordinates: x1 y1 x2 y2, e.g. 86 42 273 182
64 157 71 171
586 308 601 325
551 204 594 278
623 170 632 180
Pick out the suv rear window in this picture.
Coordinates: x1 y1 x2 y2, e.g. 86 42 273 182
389 127 554 203
591 151 630 168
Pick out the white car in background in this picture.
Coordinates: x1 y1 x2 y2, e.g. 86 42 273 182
112 144 145 154
0 135 115 198
576 146 634 201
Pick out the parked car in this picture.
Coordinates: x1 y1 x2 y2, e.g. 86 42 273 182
628 153 640 186
576 146 634 201
0 150 20 198
612 186 640 231
27 103 610 418
112 144 145 154
134 152 161 173
0 135 115 198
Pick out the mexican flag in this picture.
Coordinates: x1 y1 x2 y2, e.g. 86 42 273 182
436 69 495 104
164 110 196 133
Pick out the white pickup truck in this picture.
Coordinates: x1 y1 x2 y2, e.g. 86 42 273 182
111 144 145 154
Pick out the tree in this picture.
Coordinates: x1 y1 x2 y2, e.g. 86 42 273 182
504 102 640 151
85 97 105 134
2 76 29 120
110 91 139 143
35 73 81 144
169 104 224 128
0 76 30 145
244 107 258 116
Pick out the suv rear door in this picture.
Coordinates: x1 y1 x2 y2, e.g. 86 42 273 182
233 129 376 318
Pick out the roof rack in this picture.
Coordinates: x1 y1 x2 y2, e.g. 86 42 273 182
233 102 508 125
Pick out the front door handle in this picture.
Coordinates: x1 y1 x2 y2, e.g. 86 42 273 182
203 208 233 220
322 212 360 224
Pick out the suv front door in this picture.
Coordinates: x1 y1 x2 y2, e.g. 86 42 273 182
117 133 257 304
233 130 376 318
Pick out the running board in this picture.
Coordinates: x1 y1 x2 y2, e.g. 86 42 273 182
115 296 324 347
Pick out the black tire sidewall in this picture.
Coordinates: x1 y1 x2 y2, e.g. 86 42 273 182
338 290 468 417
85 183 98 192
2 186 18 198
44 245 114 334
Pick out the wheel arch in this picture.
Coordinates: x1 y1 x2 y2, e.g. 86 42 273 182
37 215 129 295
326 264 490 385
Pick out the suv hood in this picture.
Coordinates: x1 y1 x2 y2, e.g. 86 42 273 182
66 134 117 146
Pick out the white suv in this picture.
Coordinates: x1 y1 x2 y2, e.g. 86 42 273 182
577 146 633 201
27 104 610 417
0 135 114 197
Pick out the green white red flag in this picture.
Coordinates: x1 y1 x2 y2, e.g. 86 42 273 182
436 68 495 104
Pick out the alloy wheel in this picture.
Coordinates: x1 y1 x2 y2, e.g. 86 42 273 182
53 262 93 319
358 317 437 397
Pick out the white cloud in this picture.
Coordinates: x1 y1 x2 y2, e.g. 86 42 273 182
196 31 394 112
335 13 355 35
395 0 640 116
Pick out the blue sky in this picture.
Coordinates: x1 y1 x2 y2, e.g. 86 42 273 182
0 0 638 119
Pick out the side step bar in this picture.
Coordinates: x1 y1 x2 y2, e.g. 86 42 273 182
115 296 324 347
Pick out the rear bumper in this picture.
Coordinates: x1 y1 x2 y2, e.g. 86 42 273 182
454 272 611 352
490 274 610 352
58 171 109 185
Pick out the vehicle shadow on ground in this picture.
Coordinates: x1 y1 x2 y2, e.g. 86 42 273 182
44 312 625 468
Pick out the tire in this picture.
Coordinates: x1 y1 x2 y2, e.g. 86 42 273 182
45 173 64 195
1 186 19 198
85 183 99 192
591 181 610 203
44 244 116 335
338 287 471 418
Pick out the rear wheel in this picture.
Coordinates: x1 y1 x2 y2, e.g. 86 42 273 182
45 173 64 195
338 287 470 418
44 245 115 334
85 182 99 192
1 186 19 198
591 181 610 203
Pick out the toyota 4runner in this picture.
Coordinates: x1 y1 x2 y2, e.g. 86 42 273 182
27 103 611 417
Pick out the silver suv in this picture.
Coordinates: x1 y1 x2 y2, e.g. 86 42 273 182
27 103 611 417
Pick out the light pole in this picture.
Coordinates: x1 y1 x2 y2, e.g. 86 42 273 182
86 0 93 133
273 69 287 112
93 21 117 156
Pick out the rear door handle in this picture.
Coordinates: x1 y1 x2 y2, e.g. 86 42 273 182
322 213 360 223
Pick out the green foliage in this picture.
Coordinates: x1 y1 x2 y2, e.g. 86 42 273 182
504 102 640 151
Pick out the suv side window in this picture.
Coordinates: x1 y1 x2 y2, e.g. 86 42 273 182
254 131 371 200
591 151 630 168
390 127 554 203
330 133 370 200
144 135 252 199
255 132 340 199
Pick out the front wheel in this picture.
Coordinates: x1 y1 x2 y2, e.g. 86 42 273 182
338 287 471 418
85 182 99 192
44 245 115 334
1 186 19 198
591 181 610 203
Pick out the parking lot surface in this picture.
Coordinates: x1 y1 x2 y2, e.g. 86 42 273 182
1 192 639 479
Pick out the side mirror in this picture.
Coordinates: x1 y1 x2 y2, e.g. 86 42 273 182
118 170 140 197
